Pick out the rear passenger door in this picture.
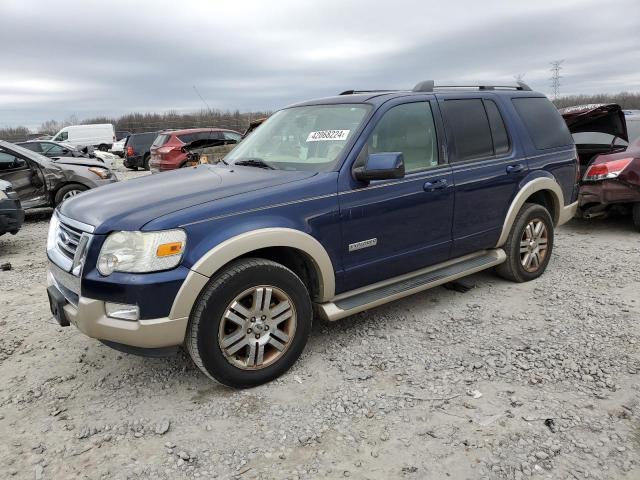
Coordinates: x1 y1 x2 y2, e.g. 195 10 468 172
439 96 526 258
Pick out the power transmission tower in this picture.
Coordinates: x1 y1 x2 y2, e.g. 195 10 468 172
549 60 564 99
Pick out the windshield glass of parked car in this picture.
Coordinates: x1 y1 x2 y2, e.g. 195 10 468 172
0 141 48 165
226 104 371 171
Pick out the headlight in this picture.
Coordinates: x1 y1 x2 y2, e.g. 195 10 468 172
97 229 186 276
47 212 60 251
0 190 7 200
88 167 110 179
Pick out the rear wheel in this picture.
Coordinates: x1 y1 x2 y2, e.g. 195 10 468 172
54 184 88 206
98 144 109 152
186 258 312 388
496 203 554 283
632 203 640 232
143 154 150 171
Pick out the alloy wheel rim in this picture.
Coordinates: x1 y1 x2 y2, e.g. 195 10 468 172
62 190 81 201
519 218 548 272
218 286 297 370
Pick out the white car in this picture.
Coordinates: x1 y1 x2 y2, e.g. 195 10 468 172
110 136 128 157
51 124 115 151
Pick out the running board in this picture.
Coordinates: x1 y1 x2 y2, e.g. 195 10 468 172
316 249 506 321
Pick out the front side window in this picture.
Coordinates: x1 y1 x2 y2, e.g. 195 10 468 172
54 131 68 142
364 102 438 172
226 104 371 171
0 150 27 171
42 143 65 156
442 99 493 162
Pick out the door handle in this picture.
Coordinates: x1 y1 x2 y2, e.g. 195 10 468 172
423 179 448 192
506 164 524 174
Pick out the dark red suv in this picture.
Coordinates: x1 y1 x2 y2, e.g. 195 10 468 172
149 128 242 172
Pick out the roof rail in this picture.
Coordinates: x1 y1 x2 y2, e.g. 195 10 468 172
412 80 532 92
339 89 399 95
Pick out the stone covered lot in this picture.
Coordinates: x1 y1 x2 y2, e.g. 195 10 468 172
0 164 639 480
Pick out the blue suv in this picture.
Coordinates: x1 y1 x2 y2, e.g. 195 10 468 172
46 81 578 387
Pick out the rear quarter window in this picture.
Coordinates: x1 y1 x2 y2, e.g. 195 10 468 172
512 97 573 149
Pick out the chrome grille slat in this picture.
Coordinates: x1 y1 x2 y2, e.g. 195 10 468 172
49 214 94 276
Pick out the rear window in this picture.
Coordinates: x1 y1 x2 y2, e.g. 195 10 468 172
441 99 493 162
130 132 157 146
512 97 573 149
177 131 222 143
152 134 171 147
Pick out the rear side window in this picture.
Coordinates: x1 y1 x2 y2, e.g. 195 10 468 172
19 143 41 153
442 99 493 161
152 134 171 147
223 131 242 142
484 100 510 155
512 97 573 149
131 133 157 146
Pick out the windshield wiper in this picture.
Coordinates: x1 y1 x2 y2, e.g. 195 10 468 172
233 158 274 170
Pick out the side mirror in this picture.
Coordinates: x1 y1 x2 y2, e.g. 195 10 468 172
353 152 405 183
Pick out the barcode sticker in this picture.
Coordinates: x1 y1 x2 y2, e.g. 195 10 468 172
306 130 350 142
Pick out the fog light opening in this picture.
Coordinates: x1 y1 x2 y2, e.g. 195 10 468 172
105 302 139 321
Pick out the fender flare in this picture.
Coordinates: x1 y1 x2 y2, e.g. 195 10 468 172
495 177 564 248
170 228 336 320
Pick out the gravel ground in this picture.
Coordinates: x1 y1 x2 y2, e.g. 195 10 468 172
0 160 639 479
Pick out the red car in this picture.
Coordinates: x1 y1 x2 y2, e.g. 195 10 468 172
560 104 640 230
149 128 242 172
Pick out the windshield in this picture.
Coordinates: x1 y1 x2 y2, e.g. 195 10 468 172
226 104 371 171
0 140 48 164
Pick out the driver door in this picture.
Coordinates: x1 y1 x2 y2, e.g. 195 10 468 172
338 100 454 292
0 149 46 208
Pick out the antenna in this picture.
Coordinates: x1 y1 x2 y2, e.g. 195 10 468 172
193 85 212 112
549 60 564 99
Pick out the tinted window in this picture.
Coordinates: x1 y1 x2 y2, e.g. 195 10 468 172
130 133 157 146
19 142 42 153
512 97 573 149
366 102 438 172
0 151 27 171
42 143 66 156
442 99 493 161
484 100 510 155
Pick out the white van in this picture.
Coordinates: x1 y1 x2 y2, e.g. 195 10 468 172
51 124 115 151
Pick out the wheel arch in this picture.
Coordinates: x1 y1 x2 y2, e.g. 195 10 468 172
496 177 564 248
169 228 336 320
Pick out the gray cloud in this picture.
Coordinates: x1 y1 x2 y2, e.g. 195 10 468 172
0 0 638 128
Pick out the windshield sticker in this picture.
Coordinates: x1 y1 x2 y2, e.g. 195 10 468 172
306 130 350 142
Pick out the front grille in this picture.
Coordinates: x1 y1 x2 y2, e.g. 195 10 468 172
57 221 83 260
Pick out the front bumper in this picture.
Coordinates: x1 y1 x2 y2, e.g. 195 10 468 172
48 270 188 348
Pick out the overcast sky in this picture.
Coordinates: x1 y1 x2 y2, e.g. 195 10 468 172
1 0 639 129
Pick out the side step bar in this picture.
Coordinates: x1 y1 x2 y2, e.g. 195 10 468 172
316 249 506 321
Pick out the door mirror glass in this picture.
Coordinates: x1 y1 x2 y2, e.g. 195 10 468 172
354 152 405 182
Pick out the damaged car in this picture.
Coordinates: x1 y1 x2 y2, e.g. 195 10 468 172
560 104 640 230
0 140 118 209
182 135 241 167
0 179 24 237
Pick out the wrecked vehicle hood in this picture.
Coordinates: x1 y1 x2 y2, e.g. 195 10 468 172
52 157 110 169
59 164 316 234
559 104 628 142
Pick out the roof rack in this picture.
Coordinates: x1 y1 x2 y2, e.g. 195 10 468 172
339 89 399 95
412 80 532 92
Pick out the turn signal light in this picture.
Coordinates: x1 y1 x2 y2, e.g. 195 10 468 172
584 157 633 182
156 242 184 257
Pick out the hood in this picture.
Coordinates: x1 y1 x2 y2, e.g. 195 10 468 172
52 156 109 169
559 103 628 142
59 164 315 233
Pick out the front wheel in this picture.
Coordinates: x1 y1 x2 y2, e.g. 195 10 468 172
186 258 312 388
496 203 554 283
54 184 88 206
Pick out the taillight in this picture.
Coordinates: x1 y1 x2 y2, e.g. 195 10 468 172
127 146 134 156
584 157 633 182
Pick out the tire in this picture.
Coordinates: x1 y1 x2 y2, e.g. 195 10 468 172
632 203 640 232
495 202 554 283
143 154 150 171
186 258 312 388
54 184 88 206
98 144 108 152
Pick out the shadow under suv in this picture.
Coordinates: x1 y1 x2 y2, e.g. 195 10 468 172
46 81 578 388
